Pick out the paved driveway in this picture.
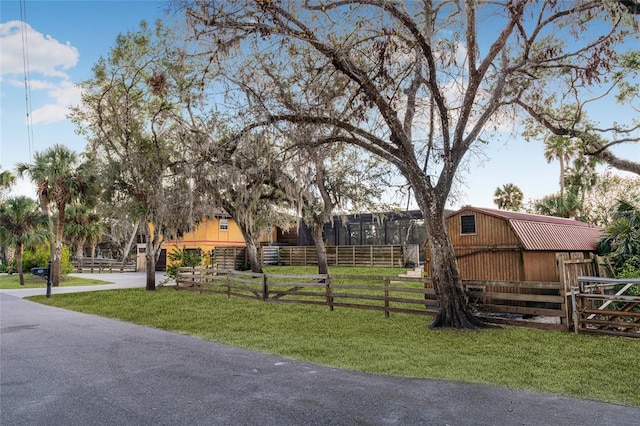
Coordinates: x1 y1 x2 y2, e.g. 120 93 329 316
0 272 172 298
1 278 638 425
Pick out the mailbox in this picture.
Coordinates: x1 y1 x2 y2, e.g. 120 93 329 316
31 267 49 278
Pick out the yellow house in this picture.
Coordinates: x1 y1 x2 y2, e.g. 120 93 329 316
137 212 277 271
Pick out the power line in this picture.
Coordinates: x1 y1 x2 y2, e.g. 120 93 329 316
20 0 35 161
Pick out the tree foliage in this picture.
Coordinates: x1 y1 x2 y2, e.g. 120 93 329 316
493 183 523 211
70 21 211 290
15 144 98 286
597 198 640 276
64 204 102 262
194 131 295 273
0 196 51 285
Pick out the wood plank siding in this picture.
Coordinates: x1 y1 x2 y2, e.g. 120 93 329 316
424 207 600 284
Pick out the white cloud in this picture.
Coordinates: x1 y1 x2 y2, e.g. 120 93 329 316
1 20 81 125
31 80 82 124
8 177 37 199
0 20 79 78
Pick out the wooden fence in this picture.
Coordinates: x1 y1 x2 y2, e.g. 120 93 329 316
213 245 406 269
175 267 568 330
571 277 640 338
72 258 137 273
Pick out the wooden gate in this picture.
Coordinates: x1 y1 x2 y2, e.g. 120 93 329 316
571 277 640 338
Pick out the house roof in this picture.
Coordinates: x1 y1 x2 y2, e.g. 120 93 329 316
447 206 602 251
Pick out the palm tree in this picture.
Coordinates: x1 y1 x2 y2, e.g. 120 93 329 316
0 168 17 265
0 196 51 285
493 183 524 211
564 155 599 215
0 168 16 201
544 135 576 197
85 215 104 265
597 199 640 274
64 204 102 264
533 191 581 219
16 144 98 286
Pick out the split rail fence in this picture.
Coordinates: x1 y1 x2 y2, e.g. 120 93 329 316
176 267 568 330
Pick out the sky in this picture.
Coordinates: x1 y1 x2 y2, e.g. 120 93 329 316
1 0 638 212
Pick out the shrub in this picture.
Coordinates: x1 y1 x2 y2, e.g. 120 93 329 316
20 243 74 275
166 246 202 278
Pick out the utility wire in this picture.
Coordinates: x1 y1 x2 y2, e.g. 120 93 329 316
20 0 35 160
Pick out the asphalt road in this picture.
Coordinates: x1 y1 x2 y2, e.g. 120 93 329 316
1 276 638 425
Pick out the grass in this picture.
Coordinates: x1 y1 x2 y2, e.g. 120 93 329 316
0 273 111 289
28 278 640 407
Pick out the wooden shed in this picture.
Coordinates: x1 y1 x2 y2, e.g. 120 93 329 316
424 207 603 282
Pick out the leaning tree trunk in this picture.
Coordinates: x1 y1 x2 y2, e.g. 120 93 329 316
122 220 139 266
312 219 329 275
245 237 263 274
423 208 491 329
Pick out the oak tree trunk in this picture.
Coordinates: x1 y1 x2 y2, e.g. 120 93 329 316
145 238 157 291
422 207 491 329
245 238 262 273
312 220 329 275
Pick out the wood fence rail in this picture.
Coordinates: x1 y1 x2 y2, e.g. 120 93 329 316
71 258 137 273
213 245 406 269
571 276 640 338
175 267 569 330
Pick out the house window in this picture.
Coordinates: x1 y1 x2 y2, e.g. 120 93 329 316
460 214 476 235
219 218 229 231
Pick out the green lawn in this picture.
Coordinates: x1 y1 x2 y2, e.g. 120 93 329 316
0 273 111 289
28 273 640 406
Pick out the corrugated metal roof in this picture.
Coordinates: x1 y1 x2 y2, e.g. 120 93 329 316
446 206 602 251
509 220 602 251
448 206 593 227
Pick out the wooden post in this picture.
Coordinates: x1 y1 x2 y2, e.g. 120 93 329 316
556 252 571 331
384 277 390 318
390 246 394 268
326 276 334 311
227 273 232 300
570 284 579 334
262 273 268 302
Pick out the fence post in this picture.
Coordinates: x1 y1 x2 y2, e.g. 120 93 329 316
556 252 571 330
384 277 390 318
262 273 268 302
570 284 579 334
326 276 334 311
226 273 232 300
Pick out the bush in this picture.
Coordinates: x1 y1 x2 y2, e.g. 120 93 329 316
166 246 203 279
616 258 640 279
20 244 74 275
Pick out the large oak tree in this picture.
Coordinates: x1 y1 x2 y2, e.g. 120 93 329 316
179 0 637 328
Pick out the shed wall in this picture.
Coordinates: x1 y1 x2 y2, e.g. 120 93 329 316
447 209 520 247
522 251 559 282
